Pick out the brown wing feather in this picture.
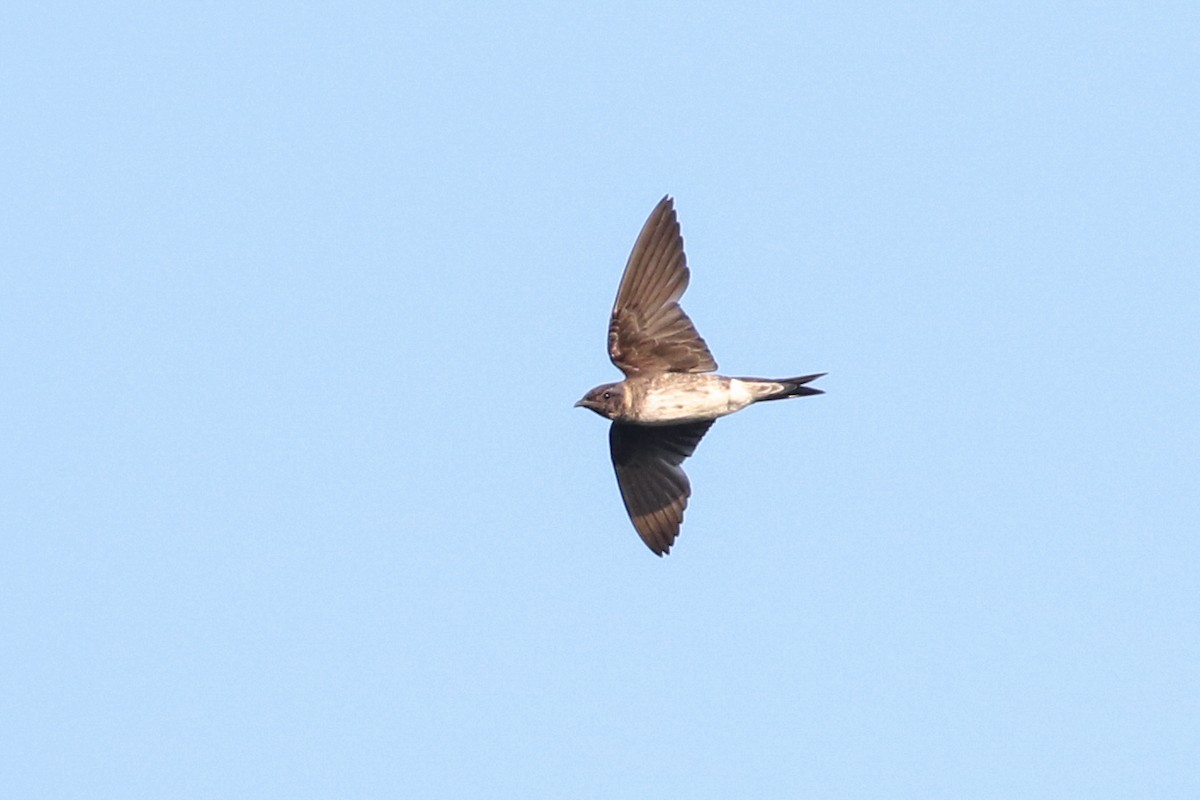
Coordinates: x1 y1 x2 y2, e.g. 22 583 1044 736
608 197 718 376
609 420 714 556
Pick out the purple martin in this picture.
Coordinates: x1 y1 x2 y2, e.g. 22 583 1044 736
576 196 824 556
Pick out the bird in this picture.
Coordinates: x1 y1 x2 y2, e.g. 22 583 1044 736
575 196 824 556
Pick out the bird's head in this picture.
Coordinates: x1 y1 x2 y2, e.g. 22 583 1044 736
574 382 625 419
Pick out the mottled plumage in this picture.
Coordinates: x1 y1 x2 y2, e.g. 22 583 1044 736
577 196 824 556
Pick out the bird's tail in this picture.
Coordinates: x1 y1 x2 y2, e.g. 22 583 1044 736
737 372 826 402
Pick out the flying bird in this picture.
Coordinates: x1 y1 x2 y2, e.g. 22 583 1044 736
576 196 824 556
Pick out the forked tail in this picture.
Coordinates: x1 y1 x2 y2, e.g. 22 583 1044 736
738 372 826 402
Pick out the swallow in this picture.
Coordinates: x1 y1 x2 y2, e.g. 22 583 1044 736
576 196 824 556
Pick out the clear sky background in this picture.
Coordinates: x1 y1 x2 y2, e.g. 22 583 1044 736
3 2 1197 797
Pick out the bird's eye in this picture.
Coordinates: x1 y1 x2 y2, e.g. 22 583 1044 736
602 391 611 400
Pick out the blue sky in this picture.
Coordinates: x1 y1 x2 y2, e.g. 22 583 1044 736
3 2 1197 797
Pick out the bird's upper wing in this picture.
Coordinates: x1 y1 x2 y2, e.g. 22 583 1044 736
608 196 718 376
609 419 714 556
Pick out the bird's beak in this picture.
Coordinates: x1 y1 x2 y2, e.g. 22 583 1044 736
573 399 585 408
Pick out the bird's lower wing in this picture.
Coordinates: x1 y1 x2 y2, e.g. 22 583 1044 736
609 420 714 555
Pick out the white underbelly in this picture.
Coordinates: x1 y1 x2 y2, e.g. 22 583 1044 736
634 379 755 424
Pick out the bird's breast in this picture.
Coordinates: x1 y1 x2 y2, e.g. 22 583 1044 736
624 376 755 425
